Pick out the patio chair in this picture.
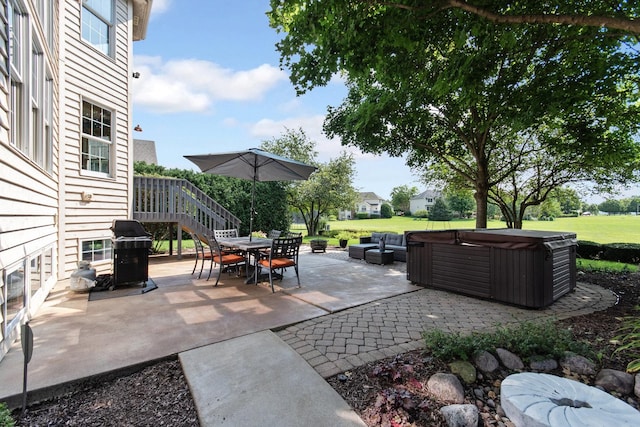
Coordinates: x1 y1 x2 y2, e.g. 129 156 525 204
267 230 282 239
257 236 302 292
190 232 212 279
205 237 246 286
212 229 244 255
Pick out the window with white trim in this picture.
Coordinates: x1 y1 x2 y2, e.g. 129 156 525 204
81 0 114 56
82 239 113 263
35 0 54 51
3 261 26 331
8 1 54 172
81 100 113 175
9 0 26 153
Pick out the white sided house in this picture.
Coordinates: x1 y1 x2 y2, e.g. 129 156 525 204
0 0 152 361
409 190 442 214
339 192 386 220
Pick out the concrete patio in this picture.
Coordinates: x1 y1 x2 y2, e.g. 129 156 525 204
0 245 617 423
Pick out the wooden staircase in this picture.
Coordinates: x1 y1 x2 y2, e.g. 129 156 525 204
132 176 241 256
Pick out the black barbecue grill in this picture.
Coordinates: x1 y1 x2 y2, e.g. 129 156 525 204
111 220 152 287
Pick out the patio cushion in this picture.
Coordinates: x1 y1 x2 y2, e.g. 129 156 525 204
213 254 246 264
261 258 296 269
385 233 404 246
370 232 386 243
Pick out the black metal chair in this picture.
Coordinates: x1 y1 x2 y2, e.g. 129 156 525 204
256 236 302 292
190 233 213 279
205 237 246 286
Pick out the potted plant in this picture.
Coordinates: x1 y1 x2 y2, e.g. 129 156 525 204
336 231 351 249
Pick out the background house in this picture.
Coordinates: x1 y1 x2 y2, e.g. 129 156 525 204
0 0 151 361
339 192 386 219
410 190 442 214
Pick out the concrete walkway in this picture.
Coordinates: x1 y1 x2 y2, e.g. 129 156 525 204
0 247 617 426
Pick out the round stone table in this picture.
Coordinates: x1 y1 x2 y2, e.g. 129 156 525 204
501 372 640 426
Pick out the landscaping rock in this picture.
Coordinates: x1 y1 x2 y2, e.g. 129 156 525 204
560 353 596 375
529 358 558 372
595 368 634 395
474 350 499 374
440 404 480 427
635 374 640 399
428 373 465 404
496 348 524 371
449 360 477 384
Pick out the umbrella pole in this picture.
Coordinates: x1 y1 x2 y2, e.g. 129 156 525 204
249 177 255 241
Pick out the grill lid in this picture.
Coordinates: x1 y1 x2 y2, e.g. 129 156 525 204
111 220 152 238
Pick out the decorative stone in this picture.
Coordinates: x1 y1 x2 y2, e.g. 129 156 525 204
428 373 465 404
560 353 596 375
496 348 524 371
450 360 477 384
635 373 640 399
474 350 499 373
440 404 480 427
529 358 558 372
501 372 640 426
595 368 634 395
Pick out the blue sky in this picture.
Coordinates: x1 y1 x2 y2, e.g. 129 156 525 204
131 0 423 200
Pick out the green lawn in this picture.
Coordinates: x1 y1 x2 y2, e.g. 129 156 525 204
316 215 640 244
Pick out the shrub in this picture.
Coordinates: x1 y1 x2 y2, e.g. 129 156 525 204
380 203 393 218
355 213 370 219
0 403 14 427
614 306 640 373
412 210 428 218
576 240 603 259
423 320 593 362
602 243 640 264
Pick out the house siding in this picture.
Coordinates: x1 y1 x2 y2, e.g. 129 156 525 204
1 0 142 362
59 0 133 278
0 0 60 358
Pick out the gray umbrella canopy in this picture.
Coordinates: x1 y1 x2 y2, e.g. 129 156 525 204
185 148 316 238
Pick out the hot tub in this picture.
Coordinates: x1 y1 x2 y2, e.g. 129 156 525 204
406 229 577 308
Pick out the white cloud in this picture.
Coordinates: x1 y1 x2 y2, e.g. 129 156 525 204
132 55 287 114
248 115 369 161
150 0 171 16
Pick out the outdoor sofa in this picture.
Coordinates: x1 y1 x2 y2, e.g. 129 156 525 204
348 232 407 262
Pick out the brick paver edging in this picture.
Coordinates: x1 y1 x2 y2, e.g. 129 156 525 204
276 283 616 378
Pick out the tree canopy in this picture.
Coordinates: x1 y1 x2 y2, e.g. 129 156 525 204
260 128 358 235
390 185 419 213
269 0 640 228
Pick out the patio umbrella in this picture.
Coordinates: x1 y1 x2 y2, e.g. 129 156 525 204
185 148 316 240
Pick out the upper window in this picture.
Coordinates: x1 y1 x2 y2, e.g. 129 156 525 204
8 1 54 172
81 100 113 176
81 0 113 56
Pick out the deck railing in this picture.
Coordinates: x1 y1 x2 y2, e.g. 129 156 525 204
132 176 241 236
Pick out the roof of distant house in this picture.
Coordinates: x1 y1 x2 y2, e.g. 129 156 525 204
359 191 384 201
133 139 158 165
411 190 441 200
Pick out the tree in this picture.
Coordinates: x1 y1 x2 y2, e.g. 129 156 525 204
261 128 358 235
269 1 640 229
390 185 418 213
599 199 624 215
339 1 640 34
428 198 453 221
538 198 562 219
380 203 393 218
552 187 582 214
445 188 475 218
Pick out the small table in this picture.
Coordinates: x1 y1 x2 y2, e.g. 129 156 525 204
348 243 378 259
365 249 394 265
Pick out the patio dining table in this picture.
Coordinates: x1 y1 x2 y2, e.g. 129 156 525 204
215 237 273 284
